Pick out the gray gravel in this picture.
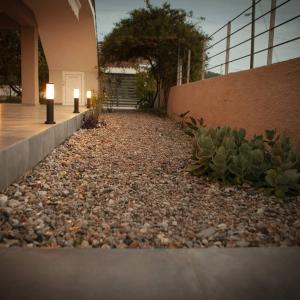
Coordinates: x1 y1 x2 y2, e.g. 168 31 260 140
0 112 299 248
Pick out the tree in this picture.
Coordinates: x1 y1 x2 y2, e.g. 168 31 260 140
0 29 21 96
135 68 156 109
101 1 207 109
0 29 48 97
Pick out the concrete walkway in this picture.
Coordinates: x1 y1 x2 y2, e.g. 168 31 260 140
0 248 299 300
0 104 88 190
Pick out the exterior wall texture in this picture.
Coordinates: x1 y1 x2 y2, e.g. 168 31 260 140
20 26 39 105
168 58 300 152
49 69 98 104
24 0 98 103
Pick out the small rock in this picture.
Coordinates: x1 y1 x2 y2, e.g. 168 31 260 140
198 227 216 238
10 219 19 228
6 239 20 247
293 220 300 229
80 240 90 248
129 241 140 248
92 239 100 247
38 191 47 197
14 191 22 197
256 222 268 234
34 219 45 230
62 190 70 196
236 240 250 247
257 208 264 215
8 199 20 208
214 241 222 247
159 221 168 230
202 239 209 246
0 195 8 207
157 233 169 245
217 223 227 230
224 187 235 193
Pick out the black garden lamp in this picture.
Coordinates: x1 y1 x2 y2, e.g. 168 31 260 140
86 90 92 108
73 88 80 113
45 83 56 124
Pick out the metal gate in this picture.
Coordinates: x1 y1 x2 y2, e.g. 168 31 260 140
103 73 138 109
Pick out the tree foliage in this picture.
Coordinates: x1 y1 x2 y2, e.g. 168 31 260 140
0 29 48 97
101 1 207 108
135 68 157 109
0 29 21 95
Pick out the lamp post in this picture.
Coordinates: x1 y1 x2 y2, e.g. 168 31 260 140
73 88 80 113
86 90 92 108
45 83 56 124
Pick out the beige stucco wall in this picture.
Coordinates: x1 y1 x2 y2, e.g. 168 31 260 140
49 70 98 104
1 0 98 105
168 58 300 152
25 0 98 103
20 26 39 105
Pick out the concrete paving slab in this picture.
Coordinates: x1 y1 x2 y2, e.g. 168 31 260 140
0 104 88 190
0 248 299 300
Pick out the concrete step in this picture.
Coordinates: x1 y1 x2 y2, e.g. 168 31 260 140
0 248 299 300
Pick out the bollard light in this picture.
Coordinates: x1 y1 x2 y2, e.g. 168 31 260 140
73 88 80 113
86 90 92 108
45 83 56 124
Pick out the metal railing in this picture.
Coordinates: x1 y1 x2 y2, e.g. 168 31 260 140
203 0 300 78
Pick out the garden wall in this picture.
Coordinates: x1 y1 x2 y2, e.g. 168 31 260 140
168 58 300 152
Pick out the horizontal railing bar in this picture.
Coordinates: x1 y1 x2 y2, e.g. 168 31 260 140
208 14 300 60
208 0 263 39
206 0 292 51
206 36 300 71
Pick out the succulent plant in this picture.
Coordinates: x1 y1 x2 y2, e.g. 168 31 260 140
183 114 300 198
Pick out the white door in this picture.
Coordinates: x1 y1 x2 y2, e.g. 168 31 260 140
63 72 84 105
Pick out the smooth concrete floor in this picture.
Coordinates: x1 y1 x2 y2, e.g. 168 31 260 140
0 248 299 300
0 103 87 149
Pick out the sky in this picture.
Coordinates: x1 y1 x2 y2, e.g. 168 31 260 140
95 0 300 73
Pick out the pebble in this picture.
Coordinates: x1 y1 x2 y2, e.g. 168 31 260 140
198 227 216 238
80 240 90 248
38 191 47 197
0 195 8 207
217 223 227 230
14 191 22 197
201 239 208 246
0 112 299 248
236 240 250 247
293 220 300 229
8 199 20 208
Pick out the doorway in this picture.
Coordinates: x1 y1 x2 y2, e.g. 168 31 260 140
63 72 84 105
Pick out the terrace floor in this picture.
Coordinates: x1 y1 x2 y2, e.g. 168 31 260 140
0 103 88 190
0 103 87 149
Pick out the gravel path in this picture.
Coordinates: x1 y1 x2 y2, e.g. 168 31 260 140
0 112 299 248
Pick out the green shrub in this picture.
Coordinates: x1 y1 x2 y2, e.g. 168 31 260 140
135 69 156 110
183 115 300 198
82 91 106 129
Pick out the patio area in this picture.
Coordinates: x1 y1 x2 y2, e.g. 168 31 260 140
0 104 87 149
0 103 88 190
